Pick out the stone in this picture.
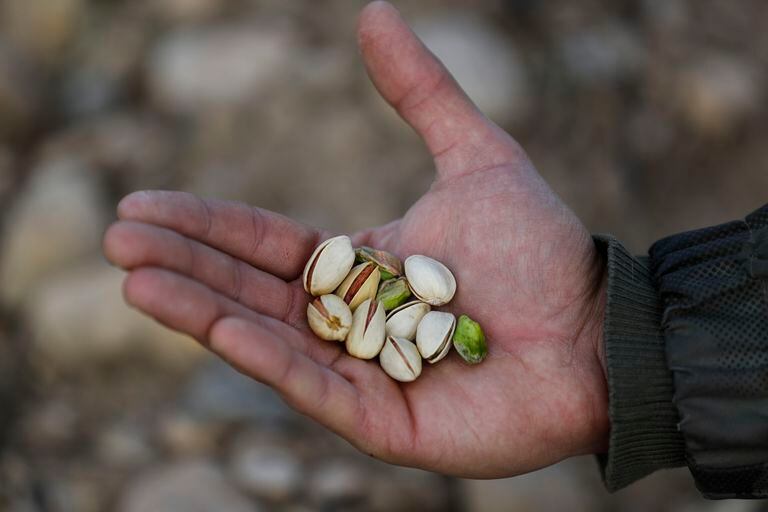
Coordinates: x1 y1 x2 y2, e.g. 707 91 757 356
0 0 84 65
307 458 368 507
460 457 601 512
0 331 21 445
296 46 354 92
118 460 259 512
27 260 204 370
148 25 297 112
0 45 40 141
642 0 689 32
60 19 149 117
229 442 303 501
40 113 177 190
157 412 221 456
154 0 225 23
0 145 15 198
411 13 530 123
96 422 154 468
0 159 106 308
678 500 762 512
606 466 707 512
43 471 107 512
560 22 645 85
368 466 449 512
626 109 676 160
180 358 295 424
19 399 78 450
5 499 38 512
278 507 316 512
59 64 121 117
675 55 763 136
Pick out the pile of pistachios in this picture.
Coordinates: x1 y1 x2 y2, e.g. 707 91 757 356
303 235 487 382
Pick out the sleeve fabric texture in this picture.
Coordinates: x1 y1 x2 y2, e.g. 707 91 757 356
595 203 768 499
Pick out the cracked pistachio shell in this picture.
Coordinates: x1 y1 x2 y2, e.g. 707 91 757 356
303 236 355 296
307 294 352 341
355 247 403 280
379 336 422 382
416 311 456 364
334 262 381 311
345 299 386 359
376 277 411 311
453 314 488 364
384 300 430 340
404 255 456 306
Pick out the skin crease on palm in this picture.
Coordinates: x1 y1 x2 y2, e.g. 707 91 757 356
103 1 611 479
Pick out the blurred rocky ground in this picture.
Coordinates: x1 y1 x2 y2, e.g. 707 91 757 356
0 0 767 511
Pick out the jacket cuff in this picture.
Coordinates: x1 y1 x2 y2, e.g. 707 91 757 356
593 235 686 492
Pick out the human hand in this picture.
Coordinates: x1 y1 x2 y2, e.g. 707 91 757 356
103 1 608 478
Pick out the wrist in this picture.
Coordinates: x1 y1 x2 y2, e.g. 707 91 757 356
576 244 610 455
590 247 609 385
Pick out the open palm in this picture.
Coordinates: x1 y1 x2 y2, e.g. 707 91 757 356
104 1 609 478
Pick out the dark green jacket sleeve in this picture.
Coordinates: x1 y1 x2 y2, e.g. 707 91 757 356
594 203 768 499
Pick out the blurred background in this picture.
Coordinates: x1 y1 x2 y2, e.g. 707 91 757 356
0 0 766 511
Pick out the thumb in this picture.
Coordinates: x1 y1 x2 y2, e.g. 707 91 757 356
357 1 523 180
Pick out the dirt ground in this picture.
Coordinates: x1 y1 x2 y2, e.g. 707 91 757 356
0 1 766 511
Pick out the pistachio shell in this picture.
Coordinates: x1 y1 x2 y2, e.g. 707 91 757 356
430 334 453 363
303 236 355 296
376 277 412 311
345 299 386 359
379 336 422 382
355 247 403 280
334 262 381 311
306 294 352 341
416 311 456 363
453 314 488 364
404 255 456 306
385 300 430 339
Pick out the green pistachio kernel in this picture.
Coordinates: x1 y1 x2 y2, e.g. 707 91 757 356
375 277 412 311
355 247 402 281
379 268 397 281
452 314 487 364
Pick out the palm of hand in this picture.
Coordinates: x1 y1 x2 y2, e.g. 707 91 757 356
359 160 607 476
104 2 608 478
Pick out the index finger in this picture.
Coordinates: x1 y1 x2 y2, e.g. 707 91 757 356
117 190 327 280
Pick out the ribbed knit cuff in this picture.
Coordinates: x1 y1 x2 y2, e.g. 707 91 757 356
593 235 686 492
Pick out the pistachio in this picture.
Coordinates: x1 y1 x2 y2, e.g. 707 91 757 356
355 246 403 280
379 336 422 382
375 277 412 311
416 311 456 364
303 235 355 296
302 243 476 377
385 300 430 340
306 294 352 341
453 314 488 364
404 255 456 306
334 262 381 311
345 299 386 359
